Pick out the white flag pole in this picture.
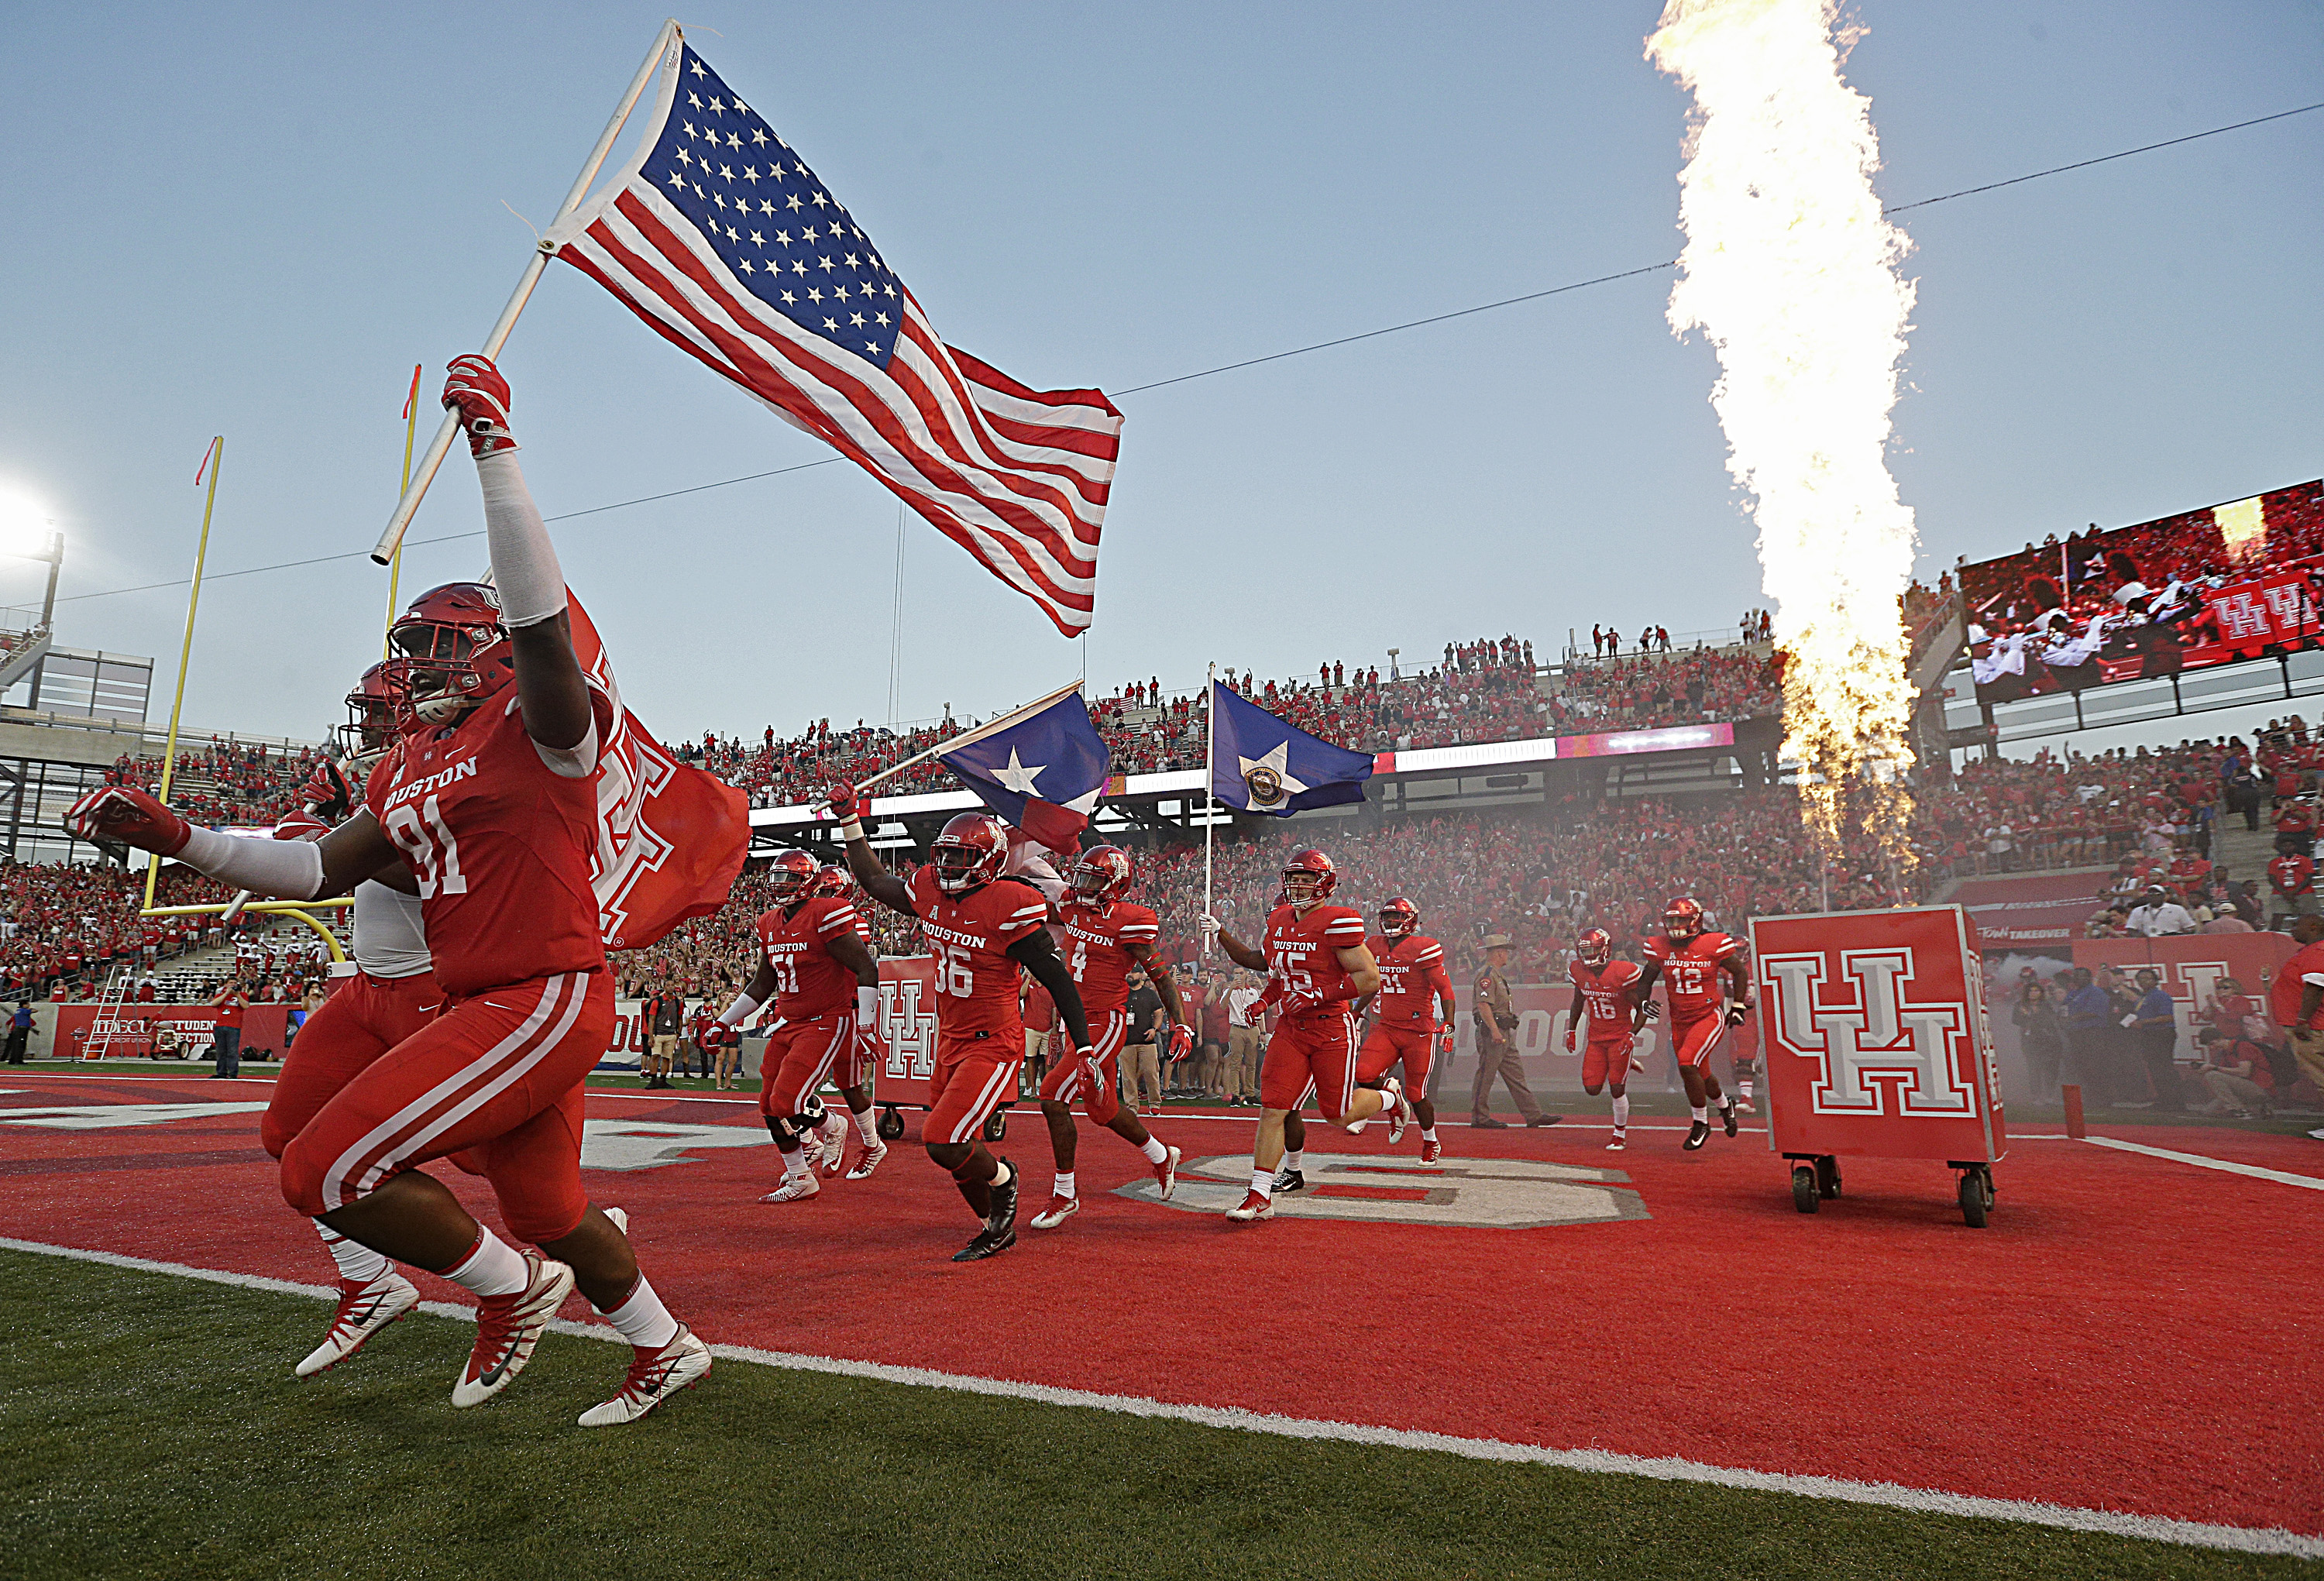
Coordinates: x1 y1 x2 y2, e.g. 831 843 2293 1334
1204 665 1217 957
370 19 682 565
852 679 1085 796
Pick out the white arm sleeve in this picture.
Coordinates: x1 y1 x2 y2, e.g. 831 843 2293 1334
717 988 763 1028
175 826 328 902
474 451 567 630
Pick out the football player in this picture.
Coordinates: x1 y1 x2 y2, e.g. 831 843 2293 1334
1637 897 1752 1150
1563 927 1653 1152
70 356 708 1425
1203 848 1401 1222
1030 845 1184 1231
826 794 1095 1262
704 847 882 1202
1354 895 1456 1163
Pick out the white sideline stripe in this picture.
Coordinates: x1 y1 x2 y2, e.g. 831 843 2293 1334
1 1235 2315 1559
2083 1135 2324 1190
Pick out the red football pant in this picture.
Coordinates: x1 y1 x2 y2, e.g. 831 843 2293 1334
1037 1009 1124 1122
279 971 614 1245
1261 1012 1359 1120
927 1026 1023 1146
1356 1021 1435 1094
1581 1036 1635 1088
1670 1013 1727 1070
758 1012 854 1120
260 971 443 1160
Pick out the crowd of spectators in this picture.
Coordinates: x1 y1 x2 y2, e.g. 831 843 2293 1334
108 739 328 830
0 859 239 1002
1545 649 1779 734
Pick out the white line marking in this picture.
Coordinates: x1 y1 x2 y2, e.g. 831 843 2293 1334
2083 1135 2324 1191
0 1234 2312 1557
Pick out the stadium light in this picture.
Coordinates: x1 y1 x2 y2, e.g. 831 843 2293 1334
0 488 64 632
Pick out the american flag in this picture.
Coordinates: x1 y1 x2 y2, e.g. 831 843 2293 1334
548 40 1119 636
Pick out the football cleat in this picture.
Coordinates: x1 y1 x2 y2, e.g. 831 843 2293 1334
1030 1194 1081 1230
1720 1099 1739 1138
813 1114 848 1175
1683 1119 1710 1152
1272 1167 1307 1195
1225 1189 1276 1222
452 1253 574 1408
953 1223 1017 1262
758 1173 820 1204
297 1272 420 1378
844 1139 888 1180
604 1206 629 1236
1383 1077 1411 1144
1419 1137 1442 1164
1735 1097 1757 1115
1153 1144 1181 1201
1606 1130 1628 1152
576 1325 713 1428
985 1157 1019 1239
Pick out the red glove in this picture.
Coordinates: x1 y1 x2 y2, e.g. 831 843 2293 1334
271 809 328 842
1166 1022 1195 1062
442 354 517 459
823 781 868 836
1440 1025 1458 1055
301 760 352 820
65 785 192 857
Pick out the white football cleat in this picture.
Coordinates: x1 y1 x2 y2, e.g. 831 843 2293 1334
1224 1189 1275 1222
1606 1130 1627 1152
758 1173 820 1204
1153 1144 1181 1201
452 1253 574 1408
297 1271 419 1378
1735 1097 1757 1115
1030 1194 1081 1230
814 1114 848 1175
577 1325 713 1428
844 1139 888 1181
1383 1077 1411 1144
604 1206 629 1236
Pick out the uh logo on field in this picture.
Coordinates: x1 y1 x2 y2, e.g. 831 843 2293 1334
1760 948 1978 1118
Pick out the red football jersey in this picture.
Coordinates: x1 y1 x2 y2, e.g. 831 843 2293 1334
1569 957 1645 1038
908 868 1049 1036
1368 933 1452 1028
1643 930 1742 1022
366 691 612 998
1264 902 1368 1021
753 895 861 1020
1061 898 1160 1019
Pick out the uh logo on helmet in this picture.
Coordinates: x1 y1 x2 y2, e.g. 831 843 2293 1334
383 583 514 730
1278 847 1336 909
930 812 1009 895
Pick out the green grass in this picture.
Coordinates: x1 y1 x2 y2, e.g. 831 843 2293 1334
2 1250 2312 1581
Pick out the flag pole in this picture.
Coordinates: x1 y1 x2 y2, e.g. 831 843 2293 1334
370 18 681 565
854 679 1085 795
1203 665 1216 957
384 363 422 652
143 438 222 913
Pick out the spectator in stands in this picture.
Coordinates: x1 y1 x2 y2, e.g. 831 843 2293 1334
2267 837 2315 927
2125 885 2197 937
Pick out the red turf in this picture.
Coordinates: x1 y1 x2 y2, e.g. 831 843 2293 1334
4 1074 2319 1535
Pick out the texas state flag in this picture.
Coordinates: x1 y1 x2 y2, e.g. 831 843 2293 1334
1208 680 1375 816
939 690 1111 850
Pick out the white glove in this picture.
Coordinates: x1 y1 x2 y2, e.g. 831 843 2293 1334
1198 912 1222 940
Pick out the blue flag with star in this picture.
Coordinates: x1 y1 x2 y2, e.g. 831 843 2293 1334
939 692 1111 850
1208 681 1376 817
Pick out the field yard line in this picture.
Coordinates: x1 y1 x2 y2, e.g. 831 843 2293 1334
2083 1134 2324 1190
2 1234 2315 1559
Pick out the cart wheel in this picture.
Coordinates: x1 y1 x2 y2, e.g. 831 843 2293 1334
1792 1166 1820 1214
1816 1156 1842 1200
982 1108 1008 1143
875 1105 905 1142
1959 1168 1989 1229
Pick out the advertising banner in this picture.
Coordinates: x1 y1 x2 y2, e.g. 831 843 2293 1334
60 1004 294 1060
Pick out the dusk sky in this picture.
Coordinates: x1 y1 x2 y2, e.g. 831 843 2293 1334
1 2 2315 748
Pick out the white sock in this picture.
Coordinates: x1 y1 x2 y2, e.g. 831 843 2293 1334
442 1229 529 1298
779 1143 807 1179
1611 1095 1630 1129
315 1221 389 1285
1285 1150 1304 1172
1420 1126 1439 1143
1054 1170 1077 1200
1138 1136 1169 1164
598 1273 681 1351
1250 1168 1275 1199
990 1160 1012 1190
1691 1105 1709 1123
1739 1079 1755 1101
853 1106 879 1146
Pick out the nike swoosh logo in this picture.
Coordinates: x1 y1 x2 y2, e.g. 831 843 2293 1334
480 1352 514 1386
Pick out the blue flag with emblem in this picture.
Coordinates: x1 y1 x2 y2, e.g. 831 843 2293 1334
938 690 1110 850
1208 681 1376 816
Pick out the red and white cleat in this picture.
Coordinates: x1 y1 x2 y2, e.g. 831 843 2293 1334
1418 1137 1442 1164
1224 1190 1275 1223
1735 1098 1757 1115
758 1174 820 1204
813 1115 849 1175
844 1139 888 1181
297 1271 419 1378
1383 1077 1411 1145
1030 1194 1081 1230
1606 1129 1627 1152
452 1253 574 1408
577 1325 713 1428
1153 1144 1181 1201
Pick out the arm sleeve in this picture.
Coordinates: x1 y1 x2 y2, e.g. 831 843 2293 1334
474 452 568 630
174 825 328 902
1009 936 1089 1049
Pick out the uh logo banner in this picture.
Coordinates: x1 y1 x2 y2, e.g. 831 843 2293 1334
1749 906 2007 1163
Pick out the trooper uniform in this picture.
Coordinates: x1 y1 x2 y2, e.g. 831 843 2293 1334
1469 935 1548 1126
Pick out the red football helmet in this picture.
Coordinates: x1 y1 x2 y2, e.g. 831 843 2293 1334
930 812 1009 894
384 583 514 729
766 847 816 904
1377 896 1419 939
1071 845 1134 902
338 663 406 767
1280 847 1337 906
1576 926 1612 967
1662 897 1706 942
812 864 852 898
